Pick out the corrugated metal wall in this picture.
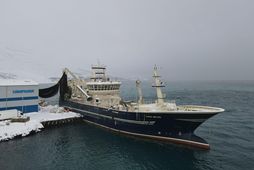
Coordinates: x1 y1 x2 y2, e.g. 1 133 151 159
0 85 38 113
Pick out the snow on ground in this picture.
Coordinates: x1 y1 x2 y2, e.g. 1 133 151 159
0 120 43 142
27 105 81 122
0 105 81 142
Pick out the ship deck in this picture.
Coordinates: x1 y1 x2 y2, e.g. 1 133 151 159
138 103 225 114
68 98 224 115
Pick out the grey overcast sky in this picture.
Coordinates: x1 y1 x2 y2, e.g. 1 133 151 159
0 0 254 82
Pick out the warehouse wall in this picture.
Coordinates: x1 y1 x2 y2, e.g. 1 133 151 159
0 85 38 113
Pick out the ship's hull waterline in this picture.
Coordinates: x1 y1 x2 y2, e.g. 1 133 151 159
60 100 220 149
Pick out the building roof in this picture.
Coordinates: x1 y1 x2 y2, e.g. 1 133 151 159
0 79 38 86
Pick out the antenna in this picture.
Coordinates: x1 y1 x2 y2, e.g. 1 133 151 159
97 59 100 66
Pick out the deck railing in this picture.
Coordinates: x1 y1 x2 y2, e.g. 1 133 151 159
141 99 176 105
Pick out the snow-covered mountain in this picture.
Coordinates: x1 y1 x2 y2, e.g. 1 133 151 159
0 45 137 83
0 46 51 83
0 46 92 83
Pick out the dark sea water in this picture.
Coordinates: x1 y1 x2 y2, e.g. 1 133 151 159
0 80 254 170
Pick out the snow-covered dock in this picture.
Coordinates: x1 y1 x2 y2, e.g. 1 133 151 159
0 105 81 142
0 119 43 141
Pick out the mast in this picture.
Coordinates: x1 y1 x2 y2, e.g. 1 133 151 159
136 80 144 104
152 65 165 105
91 64 107 82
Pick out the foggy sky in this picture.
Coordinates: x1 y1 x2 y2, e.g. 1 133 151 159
0 0 254 81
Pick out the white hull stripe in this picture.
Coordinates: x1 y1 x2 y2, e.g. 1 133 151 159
114 117 155 125
83 119 210 149
68 107 155 125
176 119 207 123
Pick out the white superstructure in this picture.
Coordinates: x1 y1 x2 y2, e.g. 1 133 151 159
63 64 224 114
64 64 122 107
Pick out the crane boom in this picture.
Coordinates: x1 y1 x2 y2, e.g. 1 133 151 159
63 68 92 101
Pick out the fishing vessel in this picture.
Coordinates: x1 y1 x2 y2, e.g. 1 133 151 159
39 64 224 149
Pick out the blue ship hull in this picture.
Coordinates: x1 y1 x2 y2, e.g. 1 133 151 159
60 100 218 149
